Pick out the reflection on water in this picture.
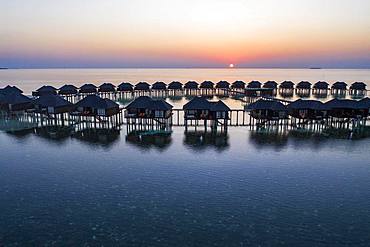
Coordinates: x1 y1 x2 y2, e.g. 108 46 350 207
72 128 121 148
1 126 370 246
183 131 229 152
126 130 172 151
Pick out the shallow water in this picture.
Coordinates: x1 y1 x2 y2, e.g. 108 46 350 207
1 126 370 246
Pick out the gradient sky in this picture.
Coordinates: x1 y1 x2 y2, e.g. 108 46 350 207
1 0 370 68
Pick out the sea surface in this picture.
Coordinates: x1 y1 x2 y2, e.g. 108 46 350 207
1 69 370 246
0 68 369 95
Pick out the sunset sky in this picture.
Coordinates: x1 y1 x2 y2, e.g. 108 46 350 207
1 0 369 68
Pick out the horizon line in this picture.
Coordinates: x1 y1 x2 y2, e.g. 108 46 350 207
2 66 370 70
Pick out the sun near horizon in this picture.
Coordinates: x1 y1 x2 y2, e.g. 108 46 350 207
1 0 370 69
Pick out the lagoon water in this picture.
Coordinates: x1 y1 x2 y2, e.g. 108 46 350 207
1 69 370 246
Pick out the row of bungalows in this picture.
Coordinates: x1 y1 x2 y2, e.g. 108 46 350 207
25 80 369 101
246 98 370 129
1 85 122 128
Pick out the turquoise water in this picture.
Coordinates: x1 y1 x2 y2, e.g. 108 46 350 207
1 127 370 246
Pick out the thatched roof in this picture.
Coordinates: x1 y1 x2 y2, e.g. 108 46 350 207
79 84 97 93
350 82 367 90
183 97 210 110
126 96 173 110
263 81 278 89
117 82 133 92
288 99 326 110
135 82 150 90
33 94 73 108
313 81 329 89
200 81 214 89
184 81 199 89
59 84 78 95
247 81 262 88
325 99 362 109
246 99 286 111
279 81 294 89
210 101 230 111
99 83 116 92
168 81 183 90
183 97 229 111
147 99 173 111
331 81 347 90
0 85 23 95
0 93 31 105
152 81 167 90
231 80 245 89
76 95 118 109
36 85 57 95
296 81 312 89
216 81 230 89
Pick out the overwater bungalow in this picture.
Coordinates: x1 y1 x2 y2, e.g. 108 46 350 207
349 82 367 96
262 81 278 96
98 83 116 98
231 80 245 90
287 99 327 124
125 96 172 118
331 81 347 95
0 93 33 113
151 81 167 97
75 95 120 117
184 81 199 95
325 98 366 129
134 82 151 96
33 94 74 126
167 81 183 96
295 81 312 97
59 85 78 102
246 81 262 97
117 82 134 98
183 97 230 132
32 85 58 97
215 81 230 96
200 81 214 96
79 83 98 95
246 99 288 127
74 94 122 129
125 96 173 129
33 94 74 115
263 81 278 89
313 81 329 96
325 99 363 118
278 81 294 97
59 85 78 96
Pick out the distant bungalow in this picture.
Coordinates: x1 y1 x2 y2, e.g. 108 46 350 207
0 92 32 112
32 85 58 97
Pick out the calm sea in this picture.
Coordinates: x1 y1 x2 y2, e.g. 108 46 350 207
1 69 370 246
0 68 369 94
